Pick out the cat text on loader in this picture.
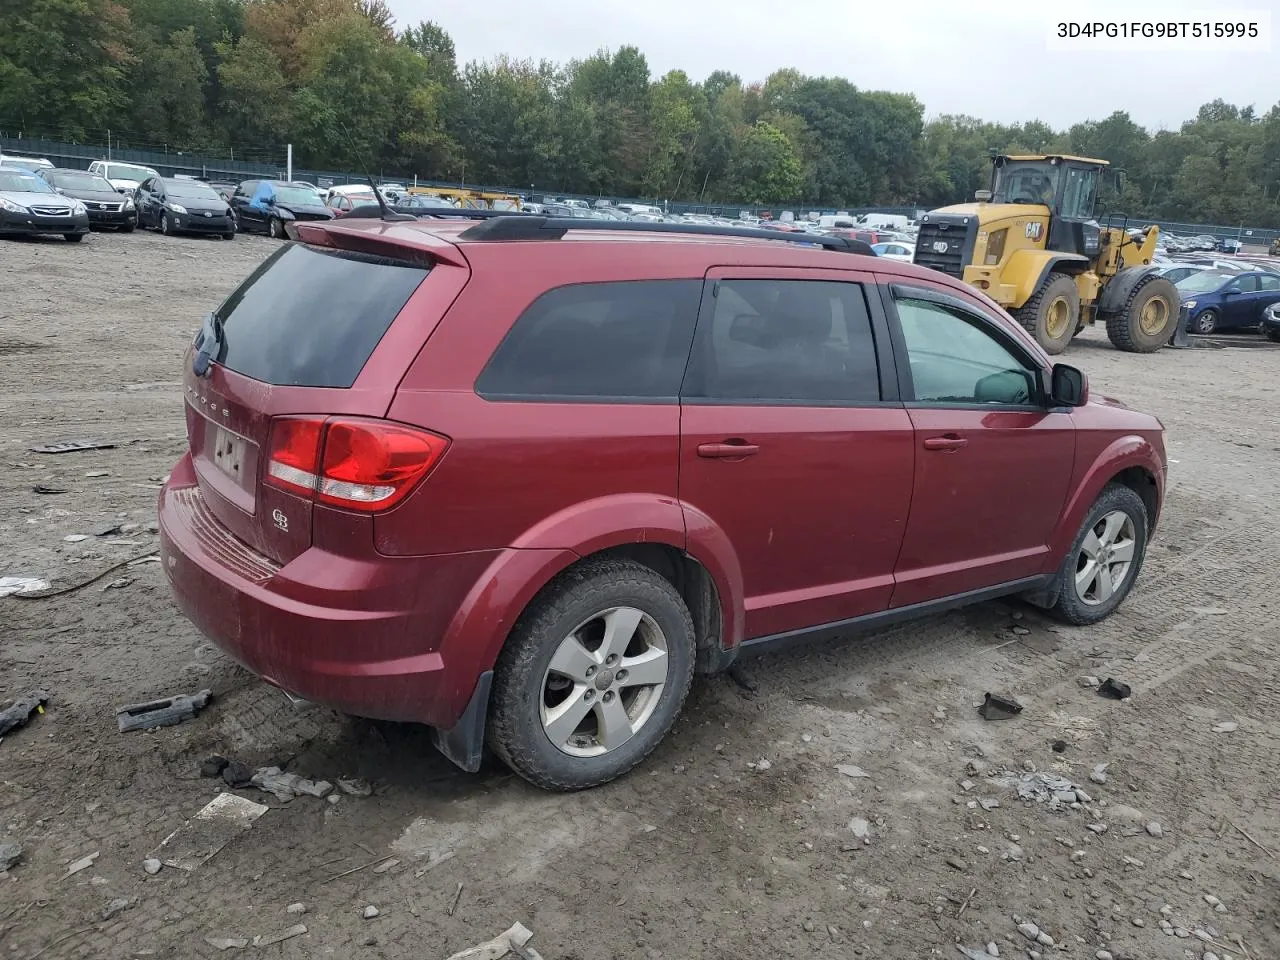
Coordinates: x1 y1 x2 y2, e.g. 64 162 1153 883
912 154 1179 354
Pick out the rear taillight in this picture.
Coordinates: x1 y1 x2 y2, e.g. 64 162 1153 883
265 417 448 511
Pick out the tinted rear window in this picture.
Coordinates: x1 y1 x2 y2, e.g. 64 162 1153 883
475 280 702 401
214 243 428 387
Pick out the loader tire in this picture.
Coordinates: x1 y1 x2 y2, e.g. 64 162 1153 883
1104 274 1178 353
1013 272 1078 356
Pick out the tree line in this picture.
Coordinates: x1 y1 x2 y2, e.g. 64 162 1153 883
3 0 1279 226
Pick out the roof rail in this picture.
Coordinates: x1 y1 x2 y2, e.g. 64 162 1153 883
343 204 529 221
456 215 876 255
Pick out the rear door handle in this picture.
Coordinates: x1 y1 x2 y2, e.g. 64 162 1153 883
697 441 760 459
923 434 968 451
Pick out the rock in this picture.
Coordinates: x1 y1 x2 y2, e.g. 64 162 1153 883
205 937 250 951
1086 822 1108 834
63 534 90 543
801 734 812 743
1123 856 1145 868
1053 790 1077 803
1096 952 1114 960
1018 922 1040 941
1175 928 1191 938
802 920 816 933
143 858 162 875
102 896 138 920
1071 850 1086 862
1179 870 1193 880
0 842 23 871
1211 721 1238 733
363 905 379 919
287 903 307 915
979 798 1000 810
222 761 253 788
327 795 341 805
1204 894 1222 908
959 779 976 792
1132 918 1146 927
1090 763 1109 784
945 856 967 871
1160 905 1174 918
987 942 999 957
848 817 871 840
337 777 372 797
836 764 870 779
1074 788 1093 802
200 755 230 778
750 759 772 772
1203 953 1220 960
1037 932 1055 946
1145 821 1163 838
1078 676 1101 688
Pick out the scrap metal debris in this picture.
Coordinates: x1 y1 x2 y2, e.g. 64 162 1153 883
0 691 49 736
1097 678 1132 700
444 922 535 960
992 770 1090 809
0 577 50 597
151 793 269 871
31 485 66 495
116 689 212 732
30 440 117 454
205 936 250 951
249 766 333 802
978 693 1023 720
252 924 307 947
63 850 99 878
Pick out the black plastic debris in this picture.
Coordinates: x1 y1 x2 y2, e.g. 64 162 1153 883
31 485 67 495
1051 739 1067 753
30 441 117 454
1097 678 1132 700
200 755 230 778
116 689 212 732
222 761 253 788
978 693 1023 721
0 691 49 736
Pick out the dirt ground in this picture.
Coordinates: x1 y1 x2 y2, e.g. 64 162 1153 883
2 229 1278 960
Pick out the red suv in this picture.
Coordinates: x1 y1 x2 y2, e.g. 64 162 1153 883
159 215 1167 791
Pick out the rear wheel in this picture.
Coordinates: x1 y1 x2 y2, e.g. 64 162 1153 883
1051 484 1149 625
1014 272 1079 355
488 558 696 791
1104 274 1179 352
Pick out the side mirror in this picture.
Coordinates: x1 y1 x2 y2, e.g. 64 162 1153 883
1050 364 1088 407
1223 287 1240 296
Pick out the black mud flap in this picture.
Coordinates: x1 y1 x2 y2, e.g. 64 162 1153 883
1167 304 1192 348
431 671 492 773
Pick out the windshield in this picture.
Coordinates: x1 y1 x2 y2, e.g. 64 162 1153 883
1176 271 1231 293
992 161 1060 206
271 185 320 206
0 170 54 193
167 181 222 200
51 171 113 190
107 165 156 184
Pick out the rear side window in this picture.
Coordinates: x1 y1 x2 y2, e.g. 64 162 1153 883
475 280 702 401
214 244 428 388
683 279 881 404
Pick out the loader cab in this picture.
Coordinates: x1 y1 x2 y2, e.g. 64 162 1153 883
991 155 1105 259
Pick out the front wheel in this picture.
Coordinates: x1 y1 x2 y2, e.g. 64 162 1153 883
1266 328 1280 343
1013 272 1079 355
160 213 171 236
222 231 236 241
1051 484 1149 625
64 233 84 243
268 217 282 239
119 223 135 234
488 558 697 791
1192 309 1219 335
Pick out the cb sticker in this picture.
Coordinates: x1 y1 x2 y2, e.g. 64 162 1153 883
272 508 289 532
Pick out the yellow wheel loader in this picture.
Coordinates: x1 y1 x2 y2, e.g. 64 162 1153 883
912 155 1179 354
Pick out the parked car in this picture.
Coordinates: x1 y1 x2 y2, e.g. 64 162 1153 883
0 167 90 241
136 176 236 239
160 216 1166 792
1155 264 1208 285
86 160 161 196
230 180 334 238
1261 301 1280 342
1216 238 1244 253
37 167 137 232
871 241 915 262
1175 269 1280 333
0 155 53 171
208 180 239 203
326 191 377 216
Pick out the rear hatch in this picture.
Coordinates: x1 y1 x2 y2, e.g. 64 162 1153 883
183 230 469 564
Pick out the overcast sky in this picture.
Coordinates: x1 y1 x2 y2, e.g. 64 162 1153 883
390 0 1274 130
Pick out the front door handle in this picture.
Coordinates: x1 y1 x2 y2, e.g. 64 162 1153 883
697 440 760 459
923 434 968 451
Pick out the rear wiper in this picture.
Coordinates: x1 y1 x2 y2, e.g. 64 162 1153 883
192 311 223 377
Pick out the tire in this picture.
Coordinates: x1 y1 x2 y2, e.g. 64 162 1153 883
1013 272 1079 355
268 217 282 239
223 231 236 241
1192 309 1218 335
160 213 171 236
1051 484 1149 626
119 223 135 234
64 233 84 243
488 558 697 791
1104 274 1179 352
1267 328 1280 344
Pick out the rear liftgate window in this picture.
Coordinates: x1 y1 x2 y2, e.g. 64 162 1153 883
214 243 429 388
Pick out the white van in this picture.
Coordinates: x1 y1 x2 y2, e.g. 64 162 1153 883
0 153 53 170
817 214 859 231
859 213 910 231
615 203 661 216
87 160 161 194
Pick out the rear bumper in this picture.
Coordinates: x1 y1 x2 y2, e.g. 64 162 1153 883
157 454 503 728
0 210 90 235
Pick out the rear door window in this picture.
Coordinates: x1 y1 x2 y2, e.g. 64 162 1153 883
213 243 428 387
475 280 702 401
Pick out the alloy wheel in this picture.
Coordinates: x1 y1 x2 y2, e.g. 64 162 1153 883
1074 510 1137 606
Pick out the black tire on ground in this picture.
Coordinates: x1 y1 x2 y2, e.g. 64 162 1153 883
487 558 697 792
1104 274 1179 352
223 232 236 241
1192 309 1219 335
160 213 171 236
119 223 135 233
1013 272 1079 355
64 233 84 243
1267 328 1280 343
1051 484 1149 626
268 217 282 239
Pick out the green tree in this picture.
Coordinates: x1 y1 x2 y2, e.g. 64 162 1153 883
128 27 210 147
215 34 292 153
726 120 804 204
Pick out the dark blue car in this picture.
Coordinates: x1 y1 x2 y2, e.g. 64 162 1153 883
1176 269 1280 334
